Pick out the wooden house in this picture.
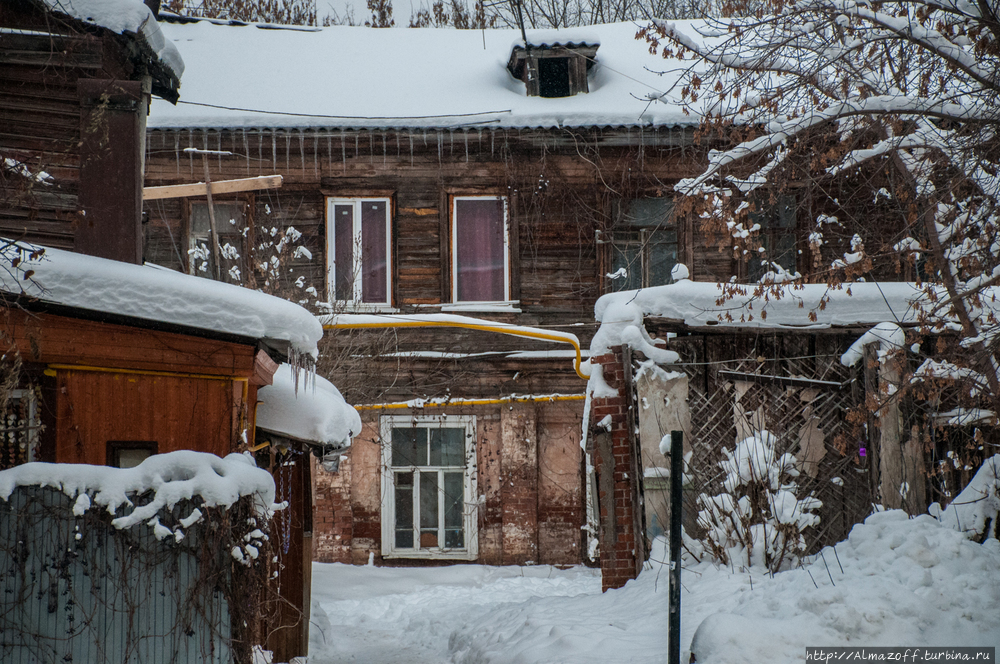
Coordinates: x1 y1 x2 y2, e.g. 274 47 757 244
0 0 183 263
139 17 744 568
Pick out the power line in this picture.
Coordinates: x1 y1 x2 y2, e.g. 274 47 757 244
176 99 513 122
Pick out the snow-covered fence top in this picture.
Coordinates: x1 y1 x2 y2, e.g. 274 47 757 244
0 451 276 532
257 363 361 448
590 279 1000 355
1 241 323 358
39 0 183 80
147 20 709 130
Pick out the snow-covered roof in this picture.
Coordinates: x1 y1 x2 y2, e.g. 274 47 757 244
591 279 948 354
256 363 361 448
148 20 704 130
39 0 184 86
1 241 323 358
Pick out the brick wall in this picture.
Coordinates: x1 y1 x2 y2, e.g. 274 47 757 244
311 455 353 563
591 347 644 592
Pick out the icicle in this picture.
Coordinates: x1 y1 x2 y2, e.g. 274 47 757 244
368 131 374 164
409 132 414 166
285 132 290 170
257 129 263 171
491 129 495 156
327 133 332 172
298 129 306 175
217 131 223 169
382 132 387 166
341 129 347 174
464 130 469 162
354 133 359 159
271 129 277 168
187 129 194 174
449 130 454 156
174 131 180 174
437 132 443 163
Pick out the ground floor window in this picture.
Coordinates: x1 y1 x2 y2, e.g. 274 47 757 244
380 415 478 559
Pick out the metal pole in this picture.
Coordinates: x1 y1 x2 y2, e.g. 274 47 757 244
669 430 683 664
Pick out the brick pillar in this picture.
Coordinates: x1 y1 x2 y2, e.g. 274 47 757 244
311 455 354 563
501 402 539 564
591 347 644 592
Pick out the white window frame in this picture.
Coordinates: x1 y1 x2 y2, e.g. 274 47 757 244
450 195 510 305
326 197 393 308
380 414 478 560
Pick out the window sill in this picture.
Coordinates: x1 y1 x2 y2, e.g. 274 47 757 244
383 550 477 561
440 301 521 314
318 303 399 314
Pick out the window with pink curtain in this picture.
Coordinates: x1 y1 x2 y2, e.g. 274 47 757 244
453 197 506 302
328 198 391 305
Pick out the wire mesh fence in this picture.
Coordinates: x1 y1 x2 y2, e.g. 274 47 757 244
0 486 270 664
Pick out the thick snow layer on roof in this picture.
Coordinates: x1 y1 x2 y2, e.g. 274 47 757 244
41 0 184 78
591 280 942 354
257 364 361 447
0 241 322 358
0 451 275 532
148 20 706 129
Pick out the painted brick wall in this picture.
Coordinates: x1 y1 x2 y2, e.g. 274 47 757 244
591 348 644 592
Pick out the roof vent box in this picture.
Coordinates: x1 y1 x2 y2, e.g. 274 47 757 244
507 43 599 98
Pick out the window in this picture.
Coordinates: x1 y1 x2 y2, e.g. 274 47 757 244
451 196 509 303
380 415 478 559
607 197 678 291
538 57 571 98
327 198 392 306
107 441 157 468
189 201 247 284
748 194 796 282
0 389 39 470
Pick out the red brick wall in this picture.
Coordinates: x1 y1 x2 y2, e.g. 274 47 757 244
591 348 644 592
311 404 584 566
312 455 353 563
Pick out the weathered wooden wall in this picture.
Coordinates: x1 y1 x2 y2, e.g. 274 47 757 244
0 1 152 261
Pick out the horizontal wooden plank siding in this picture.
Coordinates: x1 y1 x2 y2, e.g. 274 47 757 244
8 309 257 376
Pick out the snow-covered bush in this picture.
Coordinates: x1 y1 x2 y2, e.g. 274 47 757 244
932 454 1000 542
696 430 821 572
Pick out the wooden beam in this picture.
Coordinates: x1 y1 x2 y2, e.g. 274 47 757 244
142 175 283 201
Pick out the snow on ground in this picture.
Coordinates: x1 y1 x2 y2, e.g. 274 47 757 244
309 563 602 663
309 511 1000 663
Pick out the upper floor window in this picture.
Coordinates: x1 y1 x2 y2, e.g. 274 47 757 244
327 198 392 306
607 197 677 291
451 196 509 303
748 194 796 282
188 201 246 284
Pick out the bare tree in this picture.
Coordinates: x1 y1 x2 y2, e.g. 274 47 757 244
637 0 1000 507
162 0 318 24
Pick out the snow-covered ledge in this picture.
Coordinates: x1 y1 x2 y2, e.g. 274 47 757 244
0 451 277 541
256 364 361 471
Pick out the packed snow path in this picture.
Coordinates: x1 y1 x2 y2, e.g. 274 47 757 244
308 563 604 663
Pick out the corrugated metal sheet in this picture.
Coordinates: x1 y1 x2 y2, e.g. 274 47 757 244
0 486 232 663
